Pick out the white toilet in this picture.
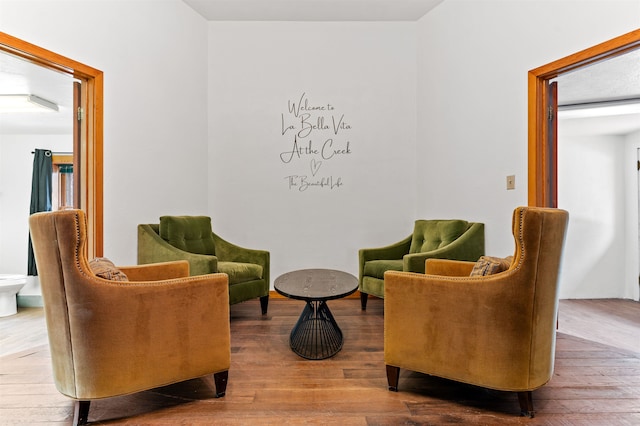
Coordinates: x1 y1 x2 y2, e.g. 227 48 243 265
0 274 27 317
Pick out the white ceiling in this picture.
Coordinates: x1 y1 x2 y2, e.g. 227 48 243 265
554 48 640 136
1 0 638 136
0 52 74 135
556 49 640 106
182 0 445 21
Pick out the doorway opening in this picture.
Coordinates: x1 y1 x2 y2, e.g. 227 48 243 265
528 28 640 301
527 28 640 207
0 32 104 258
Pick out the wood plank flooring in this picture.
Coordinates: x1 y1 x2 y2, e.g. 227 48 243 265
0 297 639 425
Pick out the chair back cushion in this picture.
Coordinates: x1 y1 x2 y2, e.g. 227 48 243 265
159 216 215 255
409 220 469 253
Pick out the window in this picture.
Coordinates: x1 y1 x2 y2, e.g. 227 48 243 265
52 154 74 210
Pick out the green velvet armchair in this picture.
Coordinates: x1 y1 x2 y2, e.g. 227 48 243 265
138 215 270 314
358 219 484 310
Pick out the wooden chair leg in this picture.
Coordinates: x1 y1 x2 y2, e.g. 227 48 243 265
73 400 90 426
260 295 269 315
386 365 400 392
517 391 535 418
213 370 229 398
360 292 368 310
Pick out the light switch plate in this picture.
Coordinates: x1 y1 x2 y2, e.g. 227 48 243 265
506 175 515 190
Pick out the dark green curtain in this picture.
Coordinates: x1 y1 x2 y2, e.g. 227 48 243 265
27 149 52 276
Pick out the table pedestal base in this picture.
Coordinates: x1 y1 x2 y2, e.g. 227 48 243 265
289 300 343 360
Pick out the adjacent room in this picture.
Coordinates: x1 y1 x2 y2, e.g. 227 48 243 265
0 0 639 424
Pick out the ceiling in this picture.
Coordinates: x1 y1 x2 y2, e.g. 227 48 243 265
181 0 444 21
554 48 640 136
556 49 640 105
1 0 638 136
0 52 74 135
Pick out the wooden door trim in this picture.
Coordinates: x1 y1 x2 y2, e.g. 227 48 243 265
0 32 104 257
528 28 640 207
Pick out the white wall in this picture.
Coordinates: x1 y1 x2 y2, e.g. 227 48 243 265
416 0 640 298
208 22 417 280
2 0 639 297
625 129 640 300
0 0 209 267
555 119 640 301
558 133 627 298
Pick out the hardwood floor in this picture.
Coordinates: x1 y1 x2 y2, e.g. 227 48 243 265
0 297 638 425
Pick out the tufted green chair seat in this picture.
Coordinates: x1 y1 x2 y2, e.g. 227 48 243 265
358 219 484 310
363 260 403 280
217 261 263 284
138 215 270 315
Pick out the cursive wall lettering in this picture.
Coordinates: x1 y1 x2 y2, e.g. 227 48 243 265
280 92 353 191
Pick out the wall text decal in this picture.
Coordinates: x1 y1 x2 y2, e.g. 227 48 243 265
279 92 353 191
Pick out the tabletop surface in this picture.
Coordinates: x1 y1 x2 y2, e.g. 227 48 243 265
274 269 358 301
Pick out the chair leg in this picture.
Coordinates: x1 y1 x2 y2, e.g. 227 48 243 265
517 391 535 418
260 295 269 315
73 400 90 426
386 365 400 391
360 292 368 310
213 370 229 398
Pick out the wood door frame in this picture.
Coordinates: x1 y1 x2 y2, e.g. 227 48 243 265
0 32 104 257
528 28 640 207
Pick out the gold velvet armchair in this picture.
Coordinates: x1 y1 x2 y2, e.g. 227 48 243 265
384 207 569 417
138 215 270 315
29 210 231 425
359 219 484 310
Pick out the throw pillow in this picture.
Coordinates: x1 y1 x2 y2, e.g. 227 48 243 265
470 255 513 277
89 257 129 281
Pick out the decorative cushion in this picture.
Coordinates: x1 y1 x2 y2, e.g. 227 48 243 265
409 220 469 253
89 257 129 281
159 215 216 255
364 259 404 280
470 256 513 276
218 261 263 285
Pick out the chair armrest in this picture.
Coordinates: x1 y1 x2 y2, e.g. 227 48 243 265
383 269 542 391
359 234 413 263
212 232 268 263
67 273 231 398
443 222 485 260
384 268 531 332
403 223 485 273
212 232 270 285
118 260 189 281
138 224 218 275
358 234 412 283
425 258 475 276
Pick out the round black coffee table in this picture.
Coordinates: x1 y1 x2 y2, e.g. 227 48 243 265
274 269 358 360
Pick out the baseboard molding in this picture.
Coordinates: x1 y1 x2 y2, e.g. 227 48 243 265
17 295 43 308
